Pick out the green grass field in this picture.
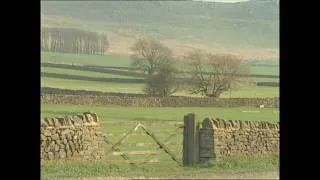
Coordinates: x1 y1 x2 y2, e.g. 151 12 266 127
250 77 279 83
41 52 132 67
41 77 144 93
41 104 279 123
41 52 279 76
41 66 279 84
41 154 279 179
250 66 279 76
174 85 279 98
219 85 278 98
41 76 279 97
41 67 141 79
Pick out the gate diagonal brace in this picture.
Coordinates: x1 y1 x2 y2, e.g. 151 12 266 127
103 134 136 166
103 124 144 165
138 124 183 166
137 126 183 165
105 123 144 155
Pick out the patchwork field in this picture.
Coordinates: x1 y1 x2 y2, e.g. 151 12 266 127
41 52 279 98
41 52 279 76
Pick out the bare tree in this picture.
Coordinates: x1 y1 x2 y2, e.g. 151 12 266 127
131 37 173 75
103 34 109 55
186 49 250 98
144 61 180 97
41 27 107 55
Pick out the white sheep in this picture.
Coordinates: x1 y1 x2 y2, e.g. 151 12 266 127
258 104 265 110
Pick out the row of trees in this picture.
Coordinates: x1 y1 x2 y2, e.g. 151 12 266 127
130 37 250 98
41 28 109 55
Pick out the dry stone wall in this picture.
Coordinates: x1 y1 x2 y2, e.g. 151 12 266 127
199 118 279 163
41 94 279 108
40 112 105 161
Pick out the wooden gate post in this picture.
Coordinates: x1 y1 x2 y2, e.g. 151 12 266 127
183 113 200 166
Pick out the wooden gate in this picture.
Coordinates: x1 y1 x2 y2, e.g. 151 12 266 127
102 122 184 166
102 113 205 166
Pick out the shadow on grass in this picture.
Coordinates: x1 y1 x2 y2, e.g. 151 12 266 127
132 117 164 121
194 154 279 170
41 110 83 117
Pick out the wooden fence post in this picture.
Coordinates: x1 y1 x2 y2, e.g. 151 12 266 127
183 113 200 166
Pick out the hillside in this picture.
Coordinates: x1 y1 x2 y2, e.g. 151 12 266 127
41 0 279 60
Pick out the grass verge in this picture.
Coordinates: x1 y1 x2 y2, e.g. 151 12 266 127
41 154 279 179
